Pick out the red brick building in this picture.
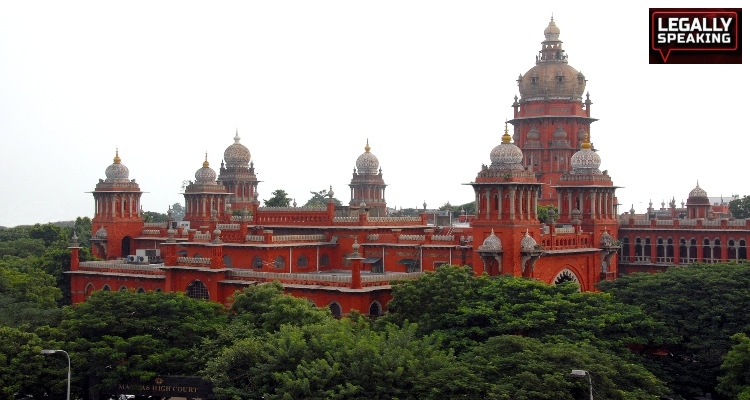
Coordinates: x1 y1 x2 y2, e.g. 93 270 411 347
68 17 623 315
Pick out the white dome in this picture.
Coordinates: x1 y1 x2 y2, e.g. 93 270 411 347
570 140 602 175
478 229 502 251
689 182 708 198
356 140 380 175
489 127 524 171
521 230 538 250
224 131 251 168
195 156 217 183
104 150 130 183
600 230 615 247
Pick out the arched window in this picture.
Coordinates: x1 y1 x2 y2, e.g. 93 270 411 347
329 302 342 317
154 288 162 293
713 238 721 262
369 301 382 316
102 284 111 291
186 280 209 300
666 238 674 261
644 237 652 259
679 238 688 263
657 238 666 261
118 285 128 292
253 256 263 269
690 238 698 261
729 239 737 261
223 254 233 268
319 253 330 267
621 237 630 262
274 256 285 269
85 283 95 298
297 255 308 268
740 239 747 261
703 238 712 261
635 238 644 261
136 287 145 293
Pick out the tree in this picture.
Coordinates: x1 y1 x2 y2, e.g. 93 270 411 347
304 189 342 207
718 333 750 400
60 290 225 396
600 263 750 398
0 263 62 329
142 210 168 222
537 204 559 223
264 189 291 207
28 223 67 247
729 195 750 219
171 202 185 221
0 327 52 399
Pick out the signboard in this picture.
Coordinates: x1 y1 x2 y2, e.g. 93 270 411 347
107 376 214 399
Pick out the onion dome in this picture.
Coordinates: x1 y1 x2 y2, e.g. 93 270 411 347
94 226 108 239
527 126 540 140
577 128 587 140
553 125 567 138
224 130 251 168
689 181 708 198
104 149 130 183
599 230 615 247
544 15 560 39
520 230 538 250
489 124 524 170
327 185 335 199
570 131 602 175
478 229 502 251
195 153 217 183
355 139 380 175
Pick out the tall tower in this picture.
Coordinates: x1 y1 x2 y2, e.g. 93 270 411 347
509 17 595 205
183 154 230 228
349 140 387 216
469 124 542 276
217 130 259 212
90 150 144 260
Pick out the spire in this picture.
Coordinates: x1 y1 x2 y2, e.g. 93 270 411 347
365 139 371 153
502 122 512 143
581 130 591 150
234 128 241 143
114 148 121 164
203 152 209 168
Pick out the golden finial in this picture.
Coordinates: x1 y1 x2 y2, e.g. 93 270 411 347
113 148 121 164
581 130 591 150
365 139 371 152
501 122 512 144
203 152 209 167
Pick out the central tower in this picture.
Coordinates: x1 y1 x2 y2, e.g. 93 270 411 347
508 17 596 205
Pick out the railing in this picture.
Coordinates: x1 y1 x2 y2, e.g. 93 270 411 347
245 235 265 242
176 257 211 265
432 235 455 241
144 222 167 228
141 229 161 235
369 217 421 223
656 220 673 226
333 217 358 223
231 215 253 222
79 261 163 272
272 234 326 242
194 232 211 240
259 206 326 212
228 270 423 284
555 226 575 234
367 234 379 241
216 223 240 231
679 219 697 226
728 220 748 226
400 235 425 241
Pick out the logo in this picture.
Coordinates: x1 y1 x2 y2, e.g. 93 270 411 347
650 8 741 64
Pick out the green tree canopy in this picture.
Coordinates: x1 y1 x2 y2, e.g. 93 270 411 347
0 263 62 329
143 210 168 223
729 195 750 219
537 204 559 223
600 263 750 398
718 333 750 400
304 188 342 207
264 189 292 207
0 327 52 399
171 202 185 221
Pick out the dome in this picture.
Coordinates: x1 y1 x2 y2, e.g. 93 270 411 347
517 18 586 102
478 229 502 251
577 128 587 140
489 125 524 170
599 230 615 247
521 230 538 250
355 140 380 175
104 149 130 183
570 136 602 175
195 154 217 183
94 226 108 239
224 130 251 168
553 125 567 138
527 126 540 140
688 181 708 198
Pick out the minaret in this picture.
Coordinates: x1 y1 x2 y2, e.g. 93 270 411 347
217 130 259 212
349 140 387 216
90 149 144 259
509 17 595 205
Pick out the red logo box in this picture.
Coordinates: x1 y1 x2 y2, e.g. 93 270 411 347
650 8 741 64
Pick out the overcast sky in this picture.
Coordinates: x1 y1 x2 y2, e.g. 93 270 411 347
0 1 746 227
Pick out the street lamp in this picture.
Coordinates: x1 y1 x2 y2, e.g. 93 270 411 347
570 369 593 400
41 349 71 400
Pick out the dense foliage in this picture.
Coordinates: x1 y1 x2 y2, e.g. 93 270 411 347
729 195 750 219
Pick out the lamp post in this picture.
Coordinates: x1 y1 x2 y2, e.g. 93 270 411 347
570 369 593 400
41 349 71 400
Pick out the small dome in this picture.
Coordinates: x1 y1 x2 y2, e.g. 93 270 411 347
599 230 615 247
527 126 540 140
553 125 567 139
478 229 502 251
195 154 217 183
355 140 380 175
521 230 538 250
689 181 708 198
104 149 130 183
224 130 251 168
577 128 587 140
544 16 561 39
490 125 524 170
94 226 108 239
570 136 602 175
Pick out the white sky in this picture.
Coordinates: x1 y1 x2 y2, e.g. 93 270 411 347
0 1 746 227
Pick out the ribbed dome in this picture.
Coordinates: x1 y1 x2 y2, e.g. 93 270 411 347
521 230 538 250
689 182 708 198
577 128 587 140
94 226 108 239
104 149 130 183
544 16 561 39
570 139 602 175
527 126 540 140
478 229 502 251
553 125 567 138
599 230 615 247
356 140 380 175
195 155 217 183
490 126 524 171
224 131 251 168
